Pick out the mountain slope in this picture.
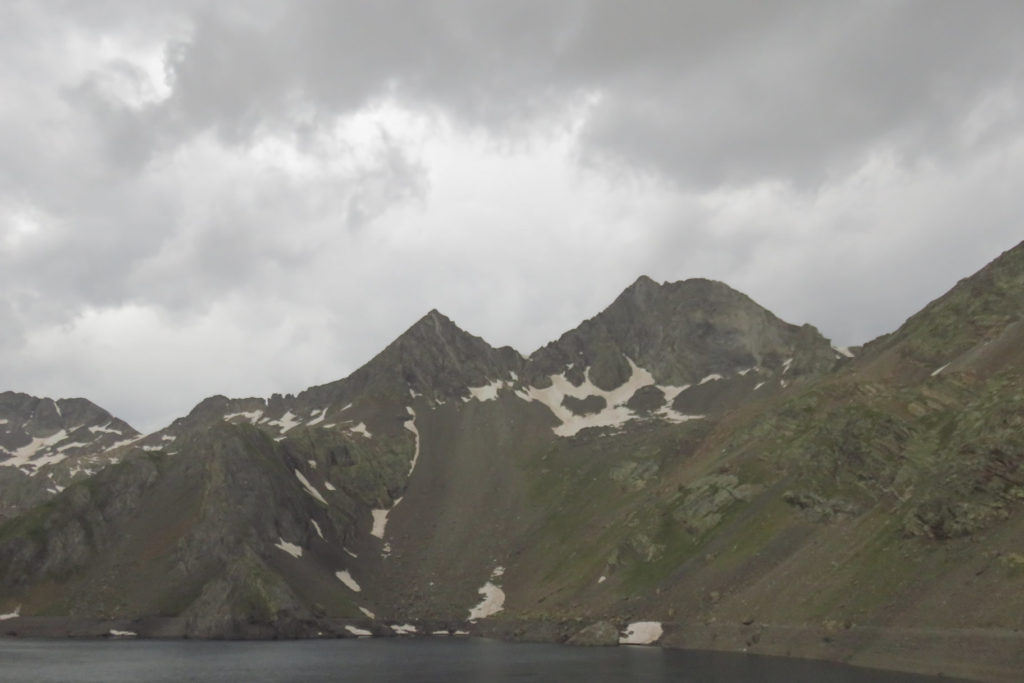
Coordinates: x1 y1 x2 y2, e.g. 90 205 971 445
1 242 1023 680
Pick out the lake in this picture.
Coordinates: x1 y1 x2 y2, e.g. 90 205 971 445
0 637 965 682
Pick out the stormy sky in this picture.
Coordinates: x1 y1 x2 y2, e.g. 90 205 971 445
2 1 1022 432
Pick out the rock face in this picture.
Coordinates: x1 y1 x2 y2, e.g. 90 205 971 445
307 309 525 406
528 276 837 392
1 240 1024 680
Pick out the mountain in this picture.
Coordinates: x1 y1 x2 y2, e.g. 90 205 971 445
526 276 840 419
1 242 1023 681
0 392 139 520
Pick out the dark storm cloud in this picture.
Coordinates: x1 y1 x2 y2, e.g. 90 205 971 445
152 1 1024 185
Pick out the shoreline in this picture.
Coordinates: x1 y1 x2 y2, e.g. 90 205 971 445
4 616 1021 682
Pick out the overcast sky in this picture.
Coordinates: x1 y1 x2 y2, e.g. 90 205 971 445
2 1 1022 432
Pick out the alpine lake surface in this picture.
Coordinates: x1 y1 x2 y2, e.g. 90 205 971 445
0 637 968 682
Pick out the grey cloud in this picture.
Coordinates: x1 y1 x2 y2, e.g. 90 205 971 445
0 2 431 329
64 64 169 170
11 2 1024 189
573 2 1024 185
148 1 1024 187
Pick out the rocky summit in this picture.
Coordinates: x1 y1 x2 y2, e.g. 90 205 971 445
2 241 1023 682
0 393 139 520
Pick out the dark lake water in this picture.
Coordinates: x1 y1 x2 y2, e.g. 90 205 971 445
0 638 961 682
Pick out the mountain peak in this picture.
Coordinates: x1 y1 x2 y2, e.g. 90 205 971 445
615 276 747 310
307 309 522 404
626 274 659 290
529 273 836 390
398 308 479 351
412 308 460 334
421 308 448 321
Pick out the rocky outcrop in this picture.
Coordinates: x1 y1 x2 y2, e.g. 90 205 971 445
672 475 758 534
567 620 620 646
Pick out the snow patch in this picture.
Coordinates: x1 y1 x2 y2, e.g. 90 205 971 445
370 504 398 539
370 509 389 539
88 423 122 435
598 575 606 584
274 538 302 558
104 435 143 451
1 430 70 470
467 582 505 621
161 434 176 442
833 345 855 358
515 357 654 437
0 606 20 620
516 358 707 436
311 519 324 540
336 570 362 592
657 383 690 402
344 547 358 559
269 411 302 433
782 357 794 374
619 621 663 645
306 407 328 427
295 470 328 505
348 423 372 439
403 408 420 476
753 381 766 391
108 630 137 637
345 625 372 637
931 363 950 377
359 606 376 619
467 379 506 402
699 373 724 385
390 623 417 635
223 410 263 424
656 406 705 424
307 459 317 469
324 481 337 491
